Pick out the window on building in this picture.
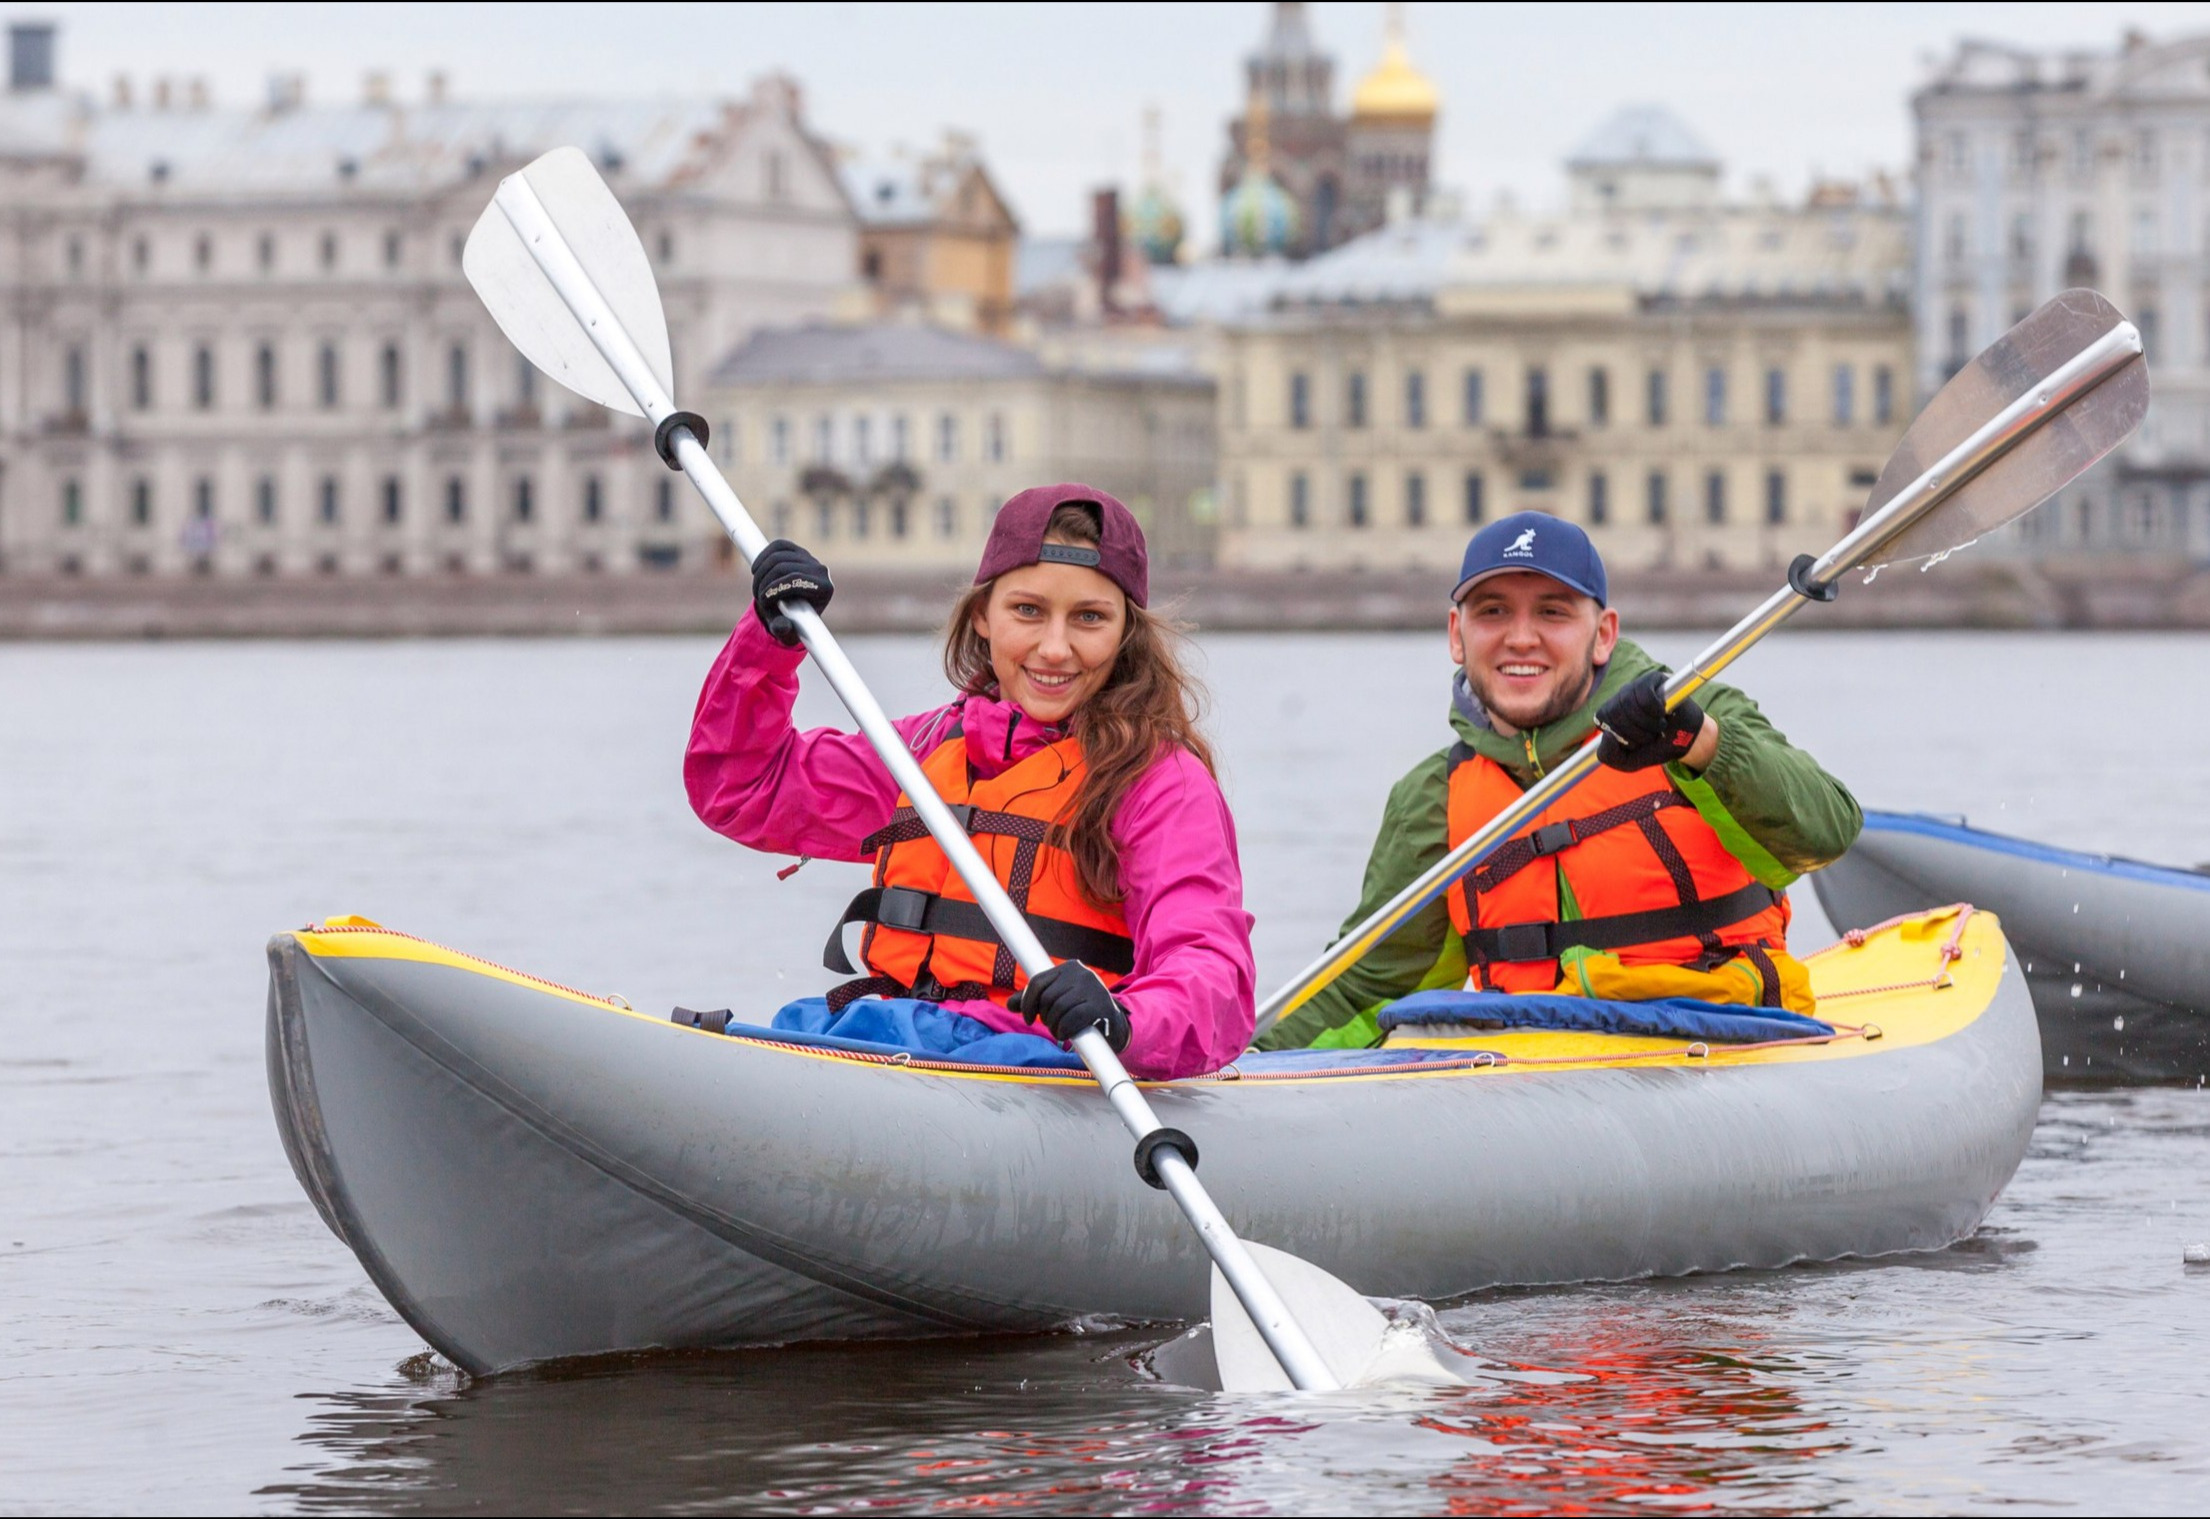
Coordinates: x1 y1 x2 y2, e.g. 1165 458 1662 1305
128 478 150 526
189 343 216 409
510 477 533 523
383 230 402 269
1704 366 1726 426
582 475 603 523
318 341 341 409
379 343 401 409
1525 367 1549 436
1345 372 1367 429
1944 213 1967 262
1588 470 1609 526
1705 470 1727 524
1832 364 1855 426
256 477 277 525
319 477 341 524
194 233 212 272
1873 365 1894 425
853 415 872 465
2138 307 2161 362
62 344 85 416
255 343 277 409
1946 306 1969 370
1405 470 1425 527
65 235 82 276
1588 367 1609 428
1346 472 1368 527
985 412 1006 461
1289 372 1311 429
131 235 149 274
813 415 834 464
766 150 787 200
193 478 214 520
2010 213 2033 261
1645 367 1667 427
2068 210 2092 255
445 477 466 523
131 344 152 410
62 478 84 526
447 343 468 411
382 478 402 525
2135 130 2158 174
935 413 956 462
2134 208 2159 257
1463 470 1485 525
319 231 338 271
890 498 909 538
852 500 871 538
256 232 275 272
1646 470 1668 525
1462 367 1485 426
1765 469 1786 526
891 414 909 461
1763 367 1785 425
1404 370 1425 429
1289 471 1310 528
936 496 957 537
656 478 675 522
2072 130 2095 176
515 355 536 408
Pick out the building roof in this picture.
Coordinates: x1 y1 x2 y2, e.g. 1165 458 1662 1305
709 322 1047 386
839 156 937 227
1566 105 1719 170
0 89 785 195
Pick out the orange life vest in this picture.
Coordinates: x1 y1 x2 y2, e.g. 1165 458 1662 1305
1444 742 1794 1004
823 725 1134 1010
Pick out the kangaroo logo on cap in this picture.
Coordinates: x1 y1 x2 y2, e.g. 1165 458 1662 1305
1504 528 1538 558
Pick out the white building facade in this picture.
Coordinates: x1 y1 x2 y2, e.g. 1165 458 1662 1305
1915 33 2210 559
0 30 859 578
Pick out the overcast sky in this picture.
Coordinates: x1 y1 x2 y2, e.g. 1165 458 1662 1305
26 2 2210 246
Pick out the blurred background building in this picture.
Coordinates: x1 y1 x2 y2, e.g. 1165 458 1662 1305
843 135 1020 337
1915 32 2210 561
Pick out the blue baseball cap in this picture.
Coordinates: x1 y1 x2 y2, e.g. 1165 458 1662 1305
1451 511 1608 607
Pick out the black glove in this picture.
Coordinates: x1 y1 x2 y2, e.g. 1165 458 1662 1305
751 539 832 647
1012 961 1131 1053
1595 669 1705 772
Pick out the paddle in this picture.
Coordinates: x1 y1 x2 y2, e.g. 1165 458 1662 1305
1254 288 2149 1037
463 147 1376 1393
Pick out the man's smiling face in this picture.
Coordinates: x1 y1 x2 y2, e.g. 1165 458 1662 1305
1447 571 1620 735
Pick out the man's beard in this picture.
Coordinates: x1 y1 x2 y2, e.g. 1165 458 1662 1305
1466 656 1599 734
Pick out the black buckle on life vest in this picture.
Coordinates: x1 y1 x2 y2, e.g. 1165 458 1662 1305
874 885 934 933
1492 921 1554 963
1530 821 1577 857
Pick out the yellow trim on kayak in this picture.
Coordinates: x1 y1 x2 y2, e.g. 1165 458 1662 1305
286 906 2009 1089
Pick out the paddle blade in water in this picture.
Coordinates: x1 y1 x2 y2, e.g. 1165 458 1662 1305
462 146 673 417
1208 1242 1467 1391
1858 288 2148 570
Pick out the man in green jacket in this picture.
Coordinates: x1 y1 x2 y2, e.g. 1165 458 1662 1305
1260 512 1861 1051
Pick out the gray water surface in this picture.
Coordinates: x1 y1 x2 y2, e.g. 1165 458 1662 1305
4 630 2208 1513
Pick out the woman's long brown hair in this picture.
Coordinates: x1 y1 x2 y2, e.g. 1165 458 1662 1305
943 502 1214 908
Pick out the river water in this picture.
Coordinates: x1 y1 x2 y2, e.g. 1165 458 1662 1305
4 628 2208 1513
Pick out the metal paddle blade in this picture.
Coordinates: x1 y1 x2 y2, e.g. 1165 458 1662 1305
462 146 673 417
1858 289 2148 570
1208 1242 1463 1391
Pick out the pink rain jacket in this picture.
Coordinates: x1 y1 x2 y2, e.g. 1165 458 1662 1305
684 612 1257 1079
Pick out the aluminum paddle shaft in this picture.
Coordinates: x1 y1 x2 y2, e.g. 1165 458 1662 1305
1257 312 2144 1031
488 169 1341 1393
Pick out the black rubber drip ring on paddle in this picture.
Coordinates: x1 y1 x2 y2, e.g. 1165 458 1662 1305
654 410 710 470
1133 1127 1199 1190
1788 553 1838 603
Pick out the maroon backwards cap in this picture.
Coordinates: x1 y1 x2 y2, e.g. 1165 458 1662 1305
974 483 1149 607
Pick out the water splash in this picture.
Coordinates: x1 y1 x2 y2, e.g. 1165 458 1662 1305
1862 564 1883 585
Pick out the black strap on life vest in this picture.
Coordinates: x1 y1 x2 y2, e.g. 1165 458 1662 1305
1462 880 1784 965
822 885 1137 978
859 804 1052 855
1468 789 1691 894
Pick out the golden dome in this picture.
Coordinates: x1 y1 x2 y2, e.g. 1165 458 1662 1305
1352 10 1438 124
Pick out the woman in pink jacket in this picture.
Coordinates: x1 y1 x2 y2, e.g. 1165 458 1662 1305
684 483 1255 1080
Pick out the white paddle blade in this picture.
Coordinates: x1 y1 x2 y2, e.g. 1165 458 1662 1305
1860 288 2148 570
1209 1241 1463 1391
462 146 674 418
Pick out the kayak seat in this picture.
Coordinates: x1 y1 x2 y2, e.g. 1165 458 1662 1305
1381 989 1833 1044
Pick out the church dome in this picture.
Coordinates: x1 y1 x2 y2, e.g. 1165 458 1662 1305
1351 11 1437 124
1221 167 1298 258
1128 183 1185 265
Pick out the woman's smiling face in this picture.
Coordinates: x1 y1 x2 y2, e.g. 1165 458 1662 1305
970 557 1127 724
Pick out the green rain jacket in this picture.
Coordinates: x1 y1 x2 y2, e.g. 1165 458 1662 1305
1257 640 1863 1051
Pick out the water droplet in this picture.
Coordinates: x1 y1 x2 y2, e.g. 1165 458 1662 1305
2113 1015 2126 1031
2070 983 2084 998
1862 565 1883 585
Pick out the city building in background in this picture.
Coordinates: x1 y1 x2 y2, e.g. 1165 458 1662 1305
843 134 1020 336
0 23 859 578
1218 1 1436 260
704 322 1216 573
1213 106 1912 573
1915 31 2210 560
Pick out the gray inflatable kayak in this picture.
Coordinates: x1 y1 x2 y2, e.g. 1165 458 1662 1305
266 908 2041 1376
1813 810 2210 1083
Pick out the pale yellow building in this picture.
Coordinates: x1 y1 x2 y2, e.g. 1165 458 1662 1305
1214 108 1916 575
703 323 1215 572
